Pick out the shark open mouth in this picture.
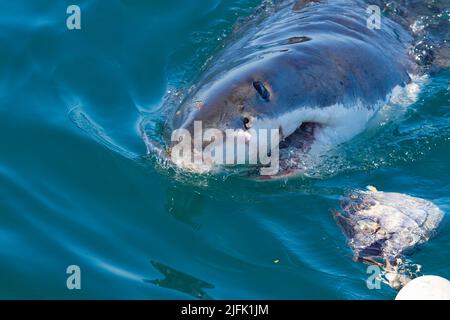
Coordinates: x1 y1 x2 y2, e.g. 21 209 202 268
279 122 322 153
253 122 324 180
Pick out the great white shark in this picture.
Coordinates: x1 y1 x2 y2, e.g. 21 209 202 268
149 0 445 178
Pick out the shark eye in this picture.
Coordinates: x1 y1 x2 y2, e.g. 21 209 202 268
253 81 270 102
243 117 251 130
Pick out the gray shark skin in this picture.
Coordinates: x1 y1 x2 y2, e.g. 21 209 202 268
172 0 414 132
156 0 431 176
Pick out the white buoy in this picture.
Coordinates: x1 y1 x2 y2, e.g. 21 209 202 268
396 275 450 300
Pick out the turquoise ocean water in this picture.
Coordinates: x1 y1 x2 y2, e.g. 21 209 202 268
0 0 449 299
